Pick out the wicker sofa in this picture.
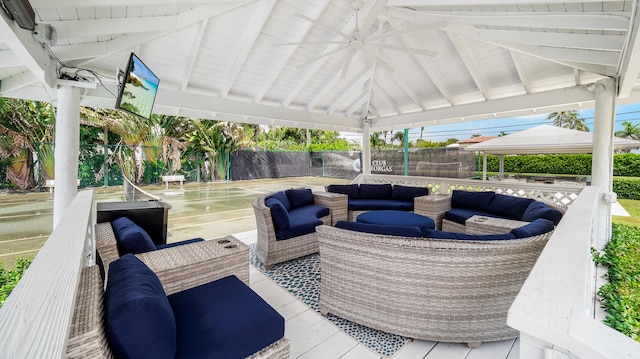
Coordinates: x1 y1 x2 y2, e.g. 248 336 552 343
316 223 554 347
253 188 347 269
326 183 430 221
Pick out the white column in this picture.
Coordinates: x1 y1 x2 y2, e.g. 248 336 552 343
591 77 616 250
361 119 371 175
482 153 487 181
53 86 81 228
499 154 505 180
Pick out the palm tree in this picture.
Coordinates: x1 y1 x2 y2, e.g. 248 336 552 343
498 131 508 137
615 121 640 140
392 131 404 146
189 121 245 181
546 111 589 131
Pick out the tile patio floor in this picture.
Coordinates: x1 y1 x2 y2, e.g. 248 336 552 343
233 230 520 359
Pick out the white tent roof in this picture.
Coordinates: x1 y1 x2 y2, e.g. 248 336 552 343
465 124 640 154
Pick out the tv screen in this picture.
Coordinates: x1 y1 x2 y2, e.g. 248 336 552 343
115 53 159 120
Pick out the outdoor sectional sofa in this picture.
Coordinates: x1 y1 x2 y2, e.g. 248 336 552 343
316 218 555 347
326 183 429 221
253 188 347 269
416 189 565 232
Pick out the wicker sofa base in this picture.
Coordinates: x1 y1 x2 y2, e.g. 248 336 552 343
316 225 551 345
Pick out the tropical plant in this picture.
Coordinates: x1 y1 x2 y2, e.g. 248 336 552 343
189 120 246 181
392 131 404 146
546 111 589 131
0 257 33 308
615 121 640 140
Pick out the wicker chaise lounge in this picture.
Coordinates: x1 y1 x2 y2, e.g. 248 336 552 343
316 224 553 347
253 190 346 269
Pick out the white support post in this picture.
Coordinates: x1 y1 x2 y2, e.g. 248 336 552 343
591 77 616 250
482 153 487 181
361 119 371 175
499 154 505 180
53 85 81 229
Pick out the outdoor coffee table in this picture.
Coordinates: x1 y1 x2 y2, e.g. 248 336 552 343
356 210 435 235
465 215 529 235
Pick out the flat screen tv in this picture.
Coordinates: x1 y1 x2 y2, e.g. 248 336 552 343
115 52 159 120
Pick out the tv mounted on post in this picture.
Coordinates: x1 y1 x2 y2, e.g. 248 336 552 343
115 52 159 120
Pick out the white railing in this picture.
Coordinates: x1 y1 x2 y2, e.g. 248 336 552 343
507 185 639 358
0 190 95 359
353 174 582 206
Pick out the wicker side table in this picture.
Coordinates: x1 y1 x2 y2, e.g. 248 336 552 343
465 215 529 235
314 191 348 225
414 194 451 230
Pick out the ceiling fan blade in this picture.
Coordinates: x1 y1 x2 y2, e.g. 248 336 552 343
367 22 447 42
341 49 357 79
377 44 437 57
298 45 350 67
295 14 352 41
273 40 344 46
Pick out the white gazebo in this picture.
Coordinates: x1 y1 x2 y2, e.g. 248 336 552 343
1 1 640 358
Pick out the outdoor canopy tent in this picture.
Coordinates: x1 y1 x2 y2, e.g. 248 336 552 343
465 124 640 179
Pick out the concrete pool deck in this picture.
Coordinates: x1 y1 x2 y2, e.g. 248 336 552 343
0 177 349 268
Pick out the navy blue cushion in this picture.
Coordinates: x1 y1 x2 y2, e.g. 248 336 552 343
348 199 414 211
327 184 360 199
510 218 555 238
111 217 156 255
286 188 314 208
451 190 495 211
105 254 176 359
444 207 501 225
391 185 429 202
356 210 435 235
268 191 291 210
335 220 422 237
359 184 392 199
422 228 516 241
487 194 534 220
265 198 290 231
522 201 563 225
289 204 330 220
156 238 204 250
277 219 322 240
169 275 285 359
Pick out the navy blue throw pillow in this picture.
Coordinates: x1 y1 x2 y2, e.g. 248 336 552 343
522 201 563 225
451 190 495 211
486 194 533 220
268 191 291 211
265 198 290 231
105 254 176 359
391 185 429 202
285 188 314 208
111 217 156 255
510 218 555 238
327 184 360 199
359 184 392 199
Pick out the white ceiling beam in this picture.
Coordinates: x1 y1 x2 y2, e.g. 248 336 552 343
220 0 277 97
346 94 369 117
387 8 630 31
388 0 608 5
47 17 176 38
51 1 254 61
510 51 531 94
281 16 357 107
0 12 56 93
181 20 208 91
327 68 371 114
372 83 401 114
377 50 423 109
617 2 640 97
477 29 624 52
0 50 22 67
447 33 490 100
253 0 331 103
387 16 455 105
305 67 344 111
374 86 594 129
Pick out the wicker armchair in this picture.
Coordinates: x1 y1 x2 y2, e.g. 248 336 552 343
95 222 249 294
316 224 552 347
66 266 290 359
252 191 344 269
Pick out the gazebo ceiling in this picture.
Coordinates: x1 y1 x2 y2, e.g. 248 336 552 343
1 0 640 133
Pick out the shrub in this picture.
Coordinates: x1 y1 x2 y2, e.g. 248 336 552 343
0 257 33 308
613 178 640 200
483 153 640 177
593 224 640 342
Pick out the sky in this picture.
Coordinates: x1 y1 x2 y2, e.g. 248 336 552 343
341 102 640 144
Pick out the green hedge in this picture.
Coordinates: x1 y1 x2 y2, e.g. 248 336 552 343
613 178 640 200
484 153 640 177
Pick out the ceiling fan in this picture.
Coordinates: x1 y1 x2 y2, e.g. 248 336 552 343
275 0 443 78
